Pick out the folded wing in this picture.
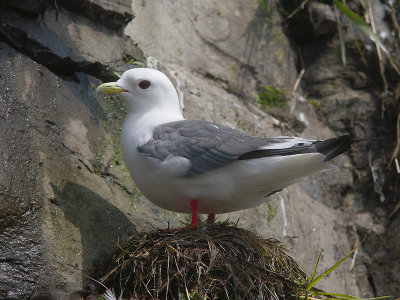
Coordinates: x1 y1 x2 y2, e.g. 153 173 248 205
137 120 353 177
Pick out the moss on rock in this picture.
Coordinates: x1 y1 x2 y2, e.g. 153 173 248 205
258 86 287 109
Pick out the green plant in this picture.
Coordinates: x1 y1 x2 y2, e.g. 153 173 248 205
308 99 321 110
123 54 136 64
333 0 399 71
274 48 284 67
231 64 238 74
257 0 270 14
302 241 391 300
266 202 276 222
123 54 145 66
272 28 282 45
258 85 286 109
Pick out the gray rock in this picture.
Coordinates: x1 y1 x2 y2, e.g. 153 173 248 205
127 0 297 98
0 5 139 82
57 0 134 31
0 43 47 299
0 0 49 15
308 2 337 36
0 42 138 298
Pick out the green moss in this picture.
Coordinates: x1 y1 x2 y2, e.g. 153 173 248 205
308 99 321 110
266 202 276 222
258 85 286 109
123 55 135 64
231 64 238 74
274 48 284 67
123 54 145 66
92 136 108 175
110 133 131 178
94 93 129 177
130 184 142 211
103 94 126 121
50 207 63 227
271 28 284 67
50 207 59 217
257 0 270 14
180 291 205 299
272 28 281 45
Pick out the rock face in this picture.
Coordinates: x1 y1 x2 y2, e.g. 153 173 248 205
0 44 47 298
0 0 398 298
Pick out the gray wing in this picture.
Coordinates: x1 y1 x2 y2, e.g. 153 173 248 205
137 120 320 177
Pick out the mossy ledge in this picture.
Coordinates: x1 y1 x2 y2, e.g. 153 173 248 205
96 222 311 299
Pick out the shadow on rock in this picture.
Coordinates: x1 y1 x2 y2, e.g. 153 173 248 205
51 182 136 291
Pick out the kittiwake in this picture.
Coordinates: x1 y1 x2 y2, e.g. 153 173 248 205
96 68 354 227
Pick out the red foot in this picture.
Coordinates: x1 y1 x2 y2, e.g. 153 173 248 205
190 199 198 227
207 213 215 224
167 200 215 230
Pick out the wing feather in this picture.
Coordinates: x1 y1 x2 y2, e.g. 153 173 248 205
137 120 352 177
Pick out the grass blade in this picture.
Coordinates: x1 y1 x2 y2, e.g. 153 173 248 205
334 0 365 26
313 291 392 300
334 5 346 66
310 249 322 282
306 243 360 292
333 0 389 55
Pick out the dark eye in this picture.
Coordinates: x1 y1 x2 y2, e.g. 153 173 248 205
138 80 151 89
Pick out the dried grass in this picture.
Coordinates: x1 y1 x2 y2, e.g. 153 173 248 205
99 222 308 299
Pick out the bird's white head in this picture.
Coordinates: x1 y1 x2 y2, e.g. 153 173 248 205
96 68 183 122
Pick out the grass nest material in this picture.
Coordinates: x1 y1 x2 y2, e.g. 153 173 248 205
98 222 309 299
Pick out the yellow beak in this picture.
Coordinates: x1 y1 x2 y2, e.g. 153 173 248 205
96 82 126 94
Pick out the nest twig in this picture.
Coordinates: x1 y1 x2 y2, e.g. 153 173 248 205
99 222 308 299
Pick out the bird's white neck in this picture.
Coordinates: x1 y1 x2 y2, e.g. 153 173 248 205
122 108 184 147
129 108 183 129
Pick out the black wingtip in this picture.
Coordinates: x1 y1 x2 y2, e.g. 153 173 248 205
314 135 353 162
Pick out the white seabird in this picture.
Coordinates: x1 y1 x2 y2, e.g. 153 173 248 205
97 68 353 227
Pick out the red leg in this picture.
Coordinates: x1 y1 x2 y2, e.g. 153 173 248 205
207 213 215 224
190 199 198 227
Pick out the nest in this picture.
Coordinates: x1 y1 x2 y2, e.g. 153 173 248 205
99 222 308 299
